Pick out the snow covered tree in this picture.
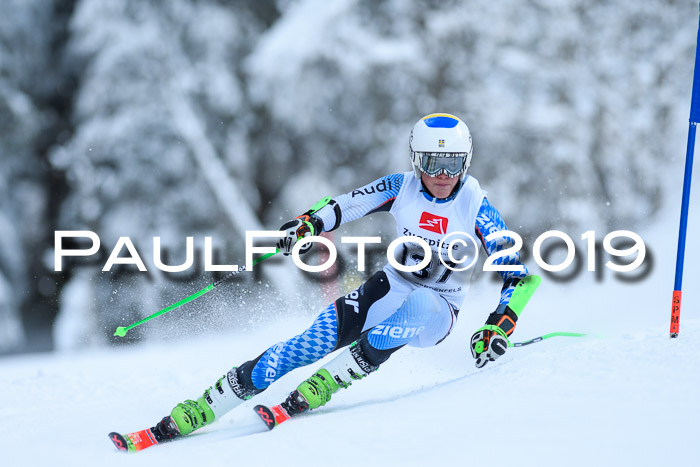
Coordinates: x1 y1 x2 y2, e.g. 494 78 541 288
1 0 695 352
247 0 694 234
50 0 286 345
0 0 77 353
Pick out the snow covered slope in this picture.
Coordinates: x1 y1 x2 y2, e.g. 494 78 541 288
3 286 699 466
2 172 699 467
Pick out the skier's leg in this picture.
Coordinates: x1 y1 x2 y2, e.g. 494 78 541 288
160 303 339 438
234 270 394 393
365 287 457 350
291 288 456 412
162 272 393 439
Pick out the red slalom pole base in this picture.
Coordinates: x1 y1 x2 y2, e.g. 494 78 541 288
670 290 682 338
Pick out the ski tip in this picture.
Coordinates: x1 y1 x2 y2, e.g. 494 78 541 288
108 432 129 452
254 405 277 431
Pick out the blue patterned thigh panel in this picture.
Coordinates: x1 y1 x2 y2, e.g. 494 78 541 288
251 304 338 389
367 288 444 350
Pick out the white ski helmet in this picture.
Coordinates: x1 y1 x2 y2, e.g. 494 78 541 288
409 113 473 180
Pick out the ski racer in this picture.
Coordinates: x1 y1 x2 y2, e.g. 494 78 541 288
127 113 541 446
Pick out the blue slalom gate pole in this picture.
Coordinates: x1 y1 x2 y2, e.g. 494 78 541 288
670 3 700 338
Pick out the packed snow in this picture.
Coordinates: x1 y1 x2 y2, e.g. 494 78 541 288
1 162 698 466
1 2 699 464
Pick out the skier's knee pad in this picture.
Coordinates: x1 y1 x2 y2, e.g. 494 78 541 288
407 289 455 348
366 288 443 350
404 288 444 320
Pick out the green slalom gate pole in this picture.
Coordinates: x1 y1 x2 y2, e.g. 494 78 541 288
510 332 588 348
113 196 332 338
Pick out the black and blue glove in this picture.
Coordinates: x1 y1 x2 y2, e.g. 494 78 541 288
277 214 324 256
470 306 518 368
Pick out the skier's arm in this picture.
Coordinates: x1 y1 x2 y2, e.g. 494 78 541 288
470 197 541 368
276 174 404 255
311 173 405 232
474 197 530 311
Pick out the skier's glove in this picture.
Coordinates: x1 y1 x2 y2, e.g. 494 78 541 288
277 214 324 256
470 306 518 368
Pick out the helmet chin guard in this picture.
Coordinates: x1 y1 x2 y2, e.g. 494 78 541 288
409 113 473 181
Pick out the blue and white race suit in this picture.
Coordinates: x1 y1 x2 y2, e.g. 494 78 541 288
243 172 529 391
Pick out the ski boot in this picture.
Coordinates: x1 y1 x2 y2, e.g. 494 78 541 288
168 368 255 437
110 367 264 452
287 341 379 414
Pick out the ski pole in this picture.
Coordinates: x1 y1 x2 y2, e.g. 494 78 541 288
670 3 700 338
510 332 588 348
113 196 333 337
113 255 272 337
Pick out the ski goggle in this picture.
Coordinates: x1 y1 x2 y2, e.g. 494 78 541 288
417 153 468 177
